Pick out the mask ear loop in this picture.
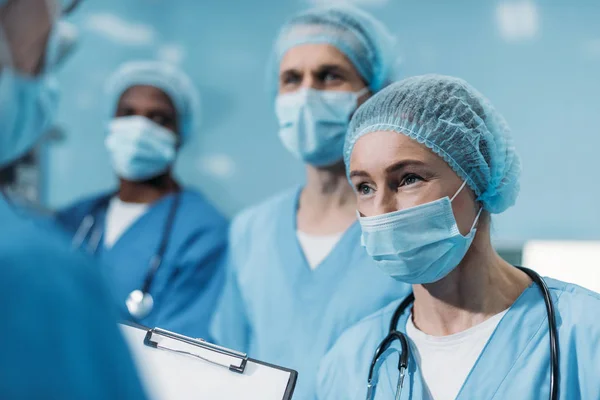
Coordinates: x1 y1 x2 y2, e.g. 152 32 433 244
470 207 483 231
450 180 468 202
451 180 483 231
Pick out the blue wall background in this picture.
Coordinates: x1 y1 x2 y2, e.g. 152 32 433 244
49 0 600 242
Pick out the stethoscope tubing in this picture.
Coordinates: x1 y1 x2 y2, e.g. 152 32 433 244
367 266 559 400
71 192 181 317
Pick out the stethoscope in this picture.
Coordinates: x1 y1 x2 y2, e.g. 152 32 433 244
366 266 559 400
71 193 181 320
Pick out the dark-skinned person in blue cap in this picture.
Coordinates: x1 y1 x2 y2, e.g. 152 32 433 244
56 60 228 339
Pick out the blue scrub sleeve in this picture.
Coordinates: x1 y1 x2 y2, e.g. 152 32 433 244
151 224 228 340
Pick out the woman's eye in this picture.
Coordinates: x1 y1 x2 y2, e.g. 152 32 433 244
401 174 423 187
357 184 373 195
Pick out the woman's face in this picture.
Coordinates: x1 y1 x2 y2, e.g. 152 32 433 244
278 43 368 101
349 131 480 236
115 85 179 136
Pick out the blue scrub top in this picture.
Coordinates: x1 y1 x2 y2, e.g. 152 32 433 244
210 187 410 400
56 189 228 339
0 198 148 399
317 277 600 400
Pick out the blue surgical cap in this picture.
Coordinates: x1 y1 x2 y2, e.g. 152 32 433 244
272 5 397 92
105 61 200 143
344 74 521 214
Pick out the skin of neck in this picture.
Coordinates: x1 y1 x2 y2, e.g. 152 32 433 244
118 172 179 204
296 161 357 235
411 213 533 336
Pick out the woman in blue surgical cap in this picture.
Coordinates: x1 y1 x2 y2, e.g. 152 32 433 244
317 75 600 400
210 6 409 400
56 61 228 339
0 1 146 398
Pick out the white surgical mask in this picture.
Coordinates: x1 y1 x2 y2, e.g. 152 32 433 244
359 181 482 284
105 116 177 181
275 87 369 167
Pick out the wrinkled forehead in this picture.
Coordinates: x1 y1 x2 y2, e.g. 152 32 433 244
276 23 365 57
350 130 448 171
348 126 478 192
278 42 356 73
276 21 369 75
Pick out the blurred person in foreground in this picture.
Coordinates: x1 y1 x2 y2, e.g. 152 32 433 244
0 0 147 398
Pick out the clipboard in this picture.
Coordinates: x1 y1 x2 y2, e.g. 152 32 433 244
120 323 297 400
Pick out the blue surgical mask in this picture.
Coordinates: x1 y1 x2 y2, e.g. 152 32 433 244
105 116 177 181
275 87 369 167
0 69 59 167
359 181 482 284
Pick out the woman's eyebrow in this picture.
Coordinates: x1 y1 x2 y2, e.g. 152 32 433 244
349 170 370 179
350 160 427 179
384 159 427 174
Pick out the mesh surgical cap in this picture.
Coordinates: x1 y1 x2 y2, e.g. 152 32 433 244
272 5 397 92
105 60 200 143
344 74 521 214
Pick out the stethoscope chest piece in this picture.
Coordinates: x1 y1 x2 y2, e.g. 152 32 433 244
73 193 181 322
126 289 154 320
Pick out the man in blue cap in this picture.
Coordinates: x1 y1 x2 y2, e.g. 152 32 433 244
211 5 409 400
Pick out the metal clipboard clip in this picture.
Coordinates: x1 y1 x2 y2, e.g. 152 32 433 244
144 327 248 374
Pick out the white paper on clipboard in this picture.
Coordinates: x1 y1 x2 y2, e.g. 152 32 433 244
120 324 297 400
